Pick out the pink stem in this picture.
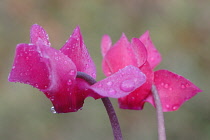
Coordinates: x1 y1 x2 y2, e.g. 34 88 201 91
151 84 166 140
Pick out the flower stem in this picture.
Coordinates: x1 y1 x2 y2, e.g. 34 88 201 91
77 72 123 140
151 84 166 140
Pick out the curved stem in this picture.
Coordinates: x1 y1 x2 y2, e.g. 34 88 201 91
77 72 123 140
151 84 166 140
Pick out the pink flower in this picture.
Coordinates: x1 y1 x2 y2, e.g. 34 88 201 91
8 24 146 113
101 31 202 112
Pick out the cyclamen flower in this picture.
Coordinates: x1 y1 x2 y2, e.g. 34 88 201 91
101 31 202 112
8 24 146 113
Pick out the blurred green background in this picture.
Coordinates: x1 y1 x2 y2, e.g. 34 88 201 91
1 0 209 139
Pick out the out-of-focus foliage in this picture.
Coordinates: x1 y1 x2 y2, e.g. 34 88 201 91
1 0 209 139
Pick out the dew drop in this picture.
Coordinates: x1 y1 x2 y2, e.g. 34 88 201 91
161 82 164 86
35 84 39 88
12 66 15 69
164 84 169 88
92 73 96 78
172 105 178 110
51 106 57 114
108 89 116 95
26 57 29 60
120 79 135 92
107 81 113 86
67 79 73 85
169 87 173 91
98 84 102 87
69 69 76 75
166 104 170 109
181 84 186 89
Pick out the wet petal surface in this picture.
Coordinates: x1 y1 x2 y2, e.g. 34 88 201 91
146 70 202 112
90 65 146 98
60 26 96 79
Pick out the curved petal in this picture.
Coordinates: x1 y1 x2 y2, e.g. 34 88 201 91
131 38 147 67
146 70 202 112
8 43 84 113
90 65 146 98
101 35 112 57
60 26 96 79
30 24 51 46
8 43 51 89
118 62 153 110
139 31 161 69
102 34 147 76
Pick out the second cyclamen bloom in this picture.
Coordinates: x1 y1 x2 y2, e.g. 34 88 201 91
8 24 146 113
101 31 202 112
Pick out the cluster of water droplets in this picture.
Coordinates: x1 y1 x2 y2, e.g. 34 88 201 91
120 79 136 92
51 106 57 114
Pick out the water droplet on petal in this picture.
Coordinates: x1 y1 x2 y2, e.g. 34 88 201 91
107 81 113 86
26 57 29 60
166 104 170 109
69 69 76 75
169 87 173 91
120 79 135 92
67 79 73 85
35 84 39 88
51 106 57 114
12 66 15 69
181 84 186 89
172 105 178 110
108 89 116 95
164 84 169 88
161 82 164 86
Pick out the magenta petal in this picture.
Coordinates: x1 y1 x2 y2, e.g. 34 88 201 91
9 44 50 89
60 26 96 79
90 65 146 98
118 62 154 110
131 38 147 67
8 43 80 113
147 70 202 112
101 35 112 57
139 31 162 69
30 24 51 46
102 34 142 76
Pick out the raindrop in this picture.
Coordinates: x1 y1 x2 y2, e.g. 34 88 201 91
172 105 178 110
166 105 170 109
108 89 116 95
107 81 113 86
120 79 135 92
67 79 72 85
12 66 15 69
181 84 186 89
51 106 57 114
69 69 76 75
26 57 29 60
35 84 39 88
98 84 102 87
169 88 173 91
92 73 96 78
164 84 169 88
161 82 164 86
